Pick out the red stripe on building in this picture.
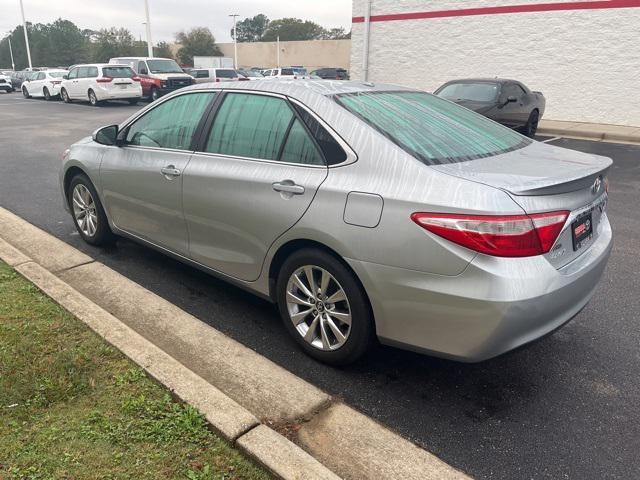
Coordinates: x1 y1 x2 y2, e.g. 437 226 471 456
352 0 640 23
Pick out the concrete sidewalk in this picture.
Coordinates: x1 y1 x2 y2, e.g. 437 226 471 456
538 120 640 144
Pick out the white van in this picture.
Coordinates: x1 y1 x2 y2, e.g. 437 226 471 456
60 64 142 106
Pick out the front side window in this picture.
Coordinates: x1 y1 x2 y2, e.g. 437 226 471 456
336 90 530 165
138 61 148 74
68 68 78 79
125 92 215 150
204 93 324 165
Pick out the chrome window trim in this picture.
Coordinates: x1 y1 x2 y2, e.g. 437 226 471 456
189 150 327 170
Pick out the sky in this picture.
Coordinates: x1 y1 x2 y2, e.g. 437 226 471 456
1 0 353 43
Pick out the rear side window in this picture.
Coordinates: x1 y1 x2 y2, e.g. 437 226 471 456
204 93 324 165
125 92 215 150
336 91 530 165
102 67 135 78
293 103 346 165
87 67 98 78
77 67 89 78
205 93 293 160
193 70 209 78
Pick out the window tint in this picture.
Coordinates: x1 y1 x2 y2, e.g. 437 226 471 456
36 72 45 80
102 67 135 78
77 67 89 78
437 82 499 102
88 67 98 78
280 119 324 165
193 70 209 78
125 92 215 150
281 68 294 76
215 69 237 78
68 68 78 79
293 103 346 165
205 93 293 160
138 61 148 74
336 91 529 165
502 84 522 99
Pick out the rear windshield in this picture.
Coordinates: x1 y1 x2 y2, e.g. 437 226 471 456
216 69 237 78
49 71 67 78
281 68 294 76
102 67 135 78
436 82 499 102
335 90 530 165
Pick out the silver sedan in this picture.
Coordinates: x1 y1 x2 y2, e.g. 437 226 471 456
60 80 612 365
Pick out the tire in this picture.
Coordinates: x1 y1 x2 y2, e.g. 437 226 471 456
522 109 539 138
61 88 71 103
67 173 114 246
276 248 375 365
150 88 159 102
22 86 30 98
88 89 100 106
43 87 51 101
128 98 140 105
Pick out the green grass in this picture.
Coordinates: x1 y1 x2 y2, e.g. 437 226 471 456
0 261 271 480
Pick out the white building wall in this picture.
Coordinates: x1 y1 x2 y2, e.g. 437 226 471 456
351 0 640 126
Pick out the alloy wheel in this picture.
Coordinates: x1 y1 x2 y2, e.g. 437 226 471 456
285 265 352 351
72 184 98 237
89 91 97 105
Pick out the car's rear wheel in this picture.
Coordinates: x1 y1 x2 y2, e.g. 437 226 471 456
68 174 114 246
22 86 30 98
61 88 71 103
276 248 375 365
88 89 100 106
523 109 539 138
43 87 51 100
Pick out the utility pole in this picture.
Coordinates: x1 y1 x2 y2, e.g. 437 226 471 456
8 37 16 70
276 35 280 68
18 0 32 69
143 0 153 57
229 14 239 68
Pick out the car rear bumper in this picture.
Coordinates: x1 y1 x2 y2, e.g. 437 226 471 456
346 214 613 362
95 85 142 100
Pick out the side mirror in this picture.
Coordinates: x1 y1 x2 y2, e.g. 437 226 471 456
92 125 119 146
507 95 517 103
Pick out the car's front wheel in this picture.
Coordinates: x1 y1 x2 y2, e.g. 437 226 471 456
68 174 114 246
276 248 375 365
523 109 539 138
22 86 30 98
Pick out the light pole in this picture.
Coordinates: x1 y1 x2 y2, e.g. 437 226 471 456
8 37 16 70
229 14 239 68
143 0 153 57
18 0 32 69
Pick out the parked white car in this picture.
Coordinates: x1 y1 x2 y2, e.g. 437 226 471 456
60 64 142 106
261 67 307 79
21 69 67 100
0 72 13 93
189 68 242 84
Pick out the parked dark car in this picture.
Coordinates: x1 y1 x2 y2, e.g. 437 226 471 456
434 78 545 137
9 70 36 90
310 67 349 80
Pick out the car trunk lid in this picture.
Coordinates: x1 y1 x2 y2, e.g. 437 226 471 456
431 141 612 268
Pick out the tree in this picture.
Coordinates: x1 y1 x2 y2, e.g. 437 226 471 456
261 18 326 42
322 28 351 40
154 41 174 59
91 27 136 63
232 14 269 43
175 27 222 66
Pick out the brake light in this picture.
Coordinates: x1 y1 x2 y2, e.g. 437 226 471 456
131 76 141 82
50 80 62 85
96 77 113 83
410 211 569 257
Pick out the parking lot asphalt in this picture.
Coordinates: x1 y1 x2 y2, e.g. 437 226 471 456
1 92 639 479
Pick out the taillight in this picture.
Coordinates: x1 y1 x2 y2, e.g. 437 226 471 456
410 211 569 257
96 77 113 83
131 76 141 82
215 78 220 82
293 75 298 80
50 80 62 85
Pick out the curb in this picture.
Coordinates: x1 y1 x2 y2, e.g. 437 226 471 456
0 207 470 480
538 120 640 145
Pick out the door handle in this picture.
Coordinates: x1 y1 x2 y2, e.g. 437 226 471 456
272 181 305 195
161 165 181 177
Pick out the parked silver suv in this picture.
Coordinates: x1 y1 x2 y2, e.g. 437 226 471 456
59 81 612 365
